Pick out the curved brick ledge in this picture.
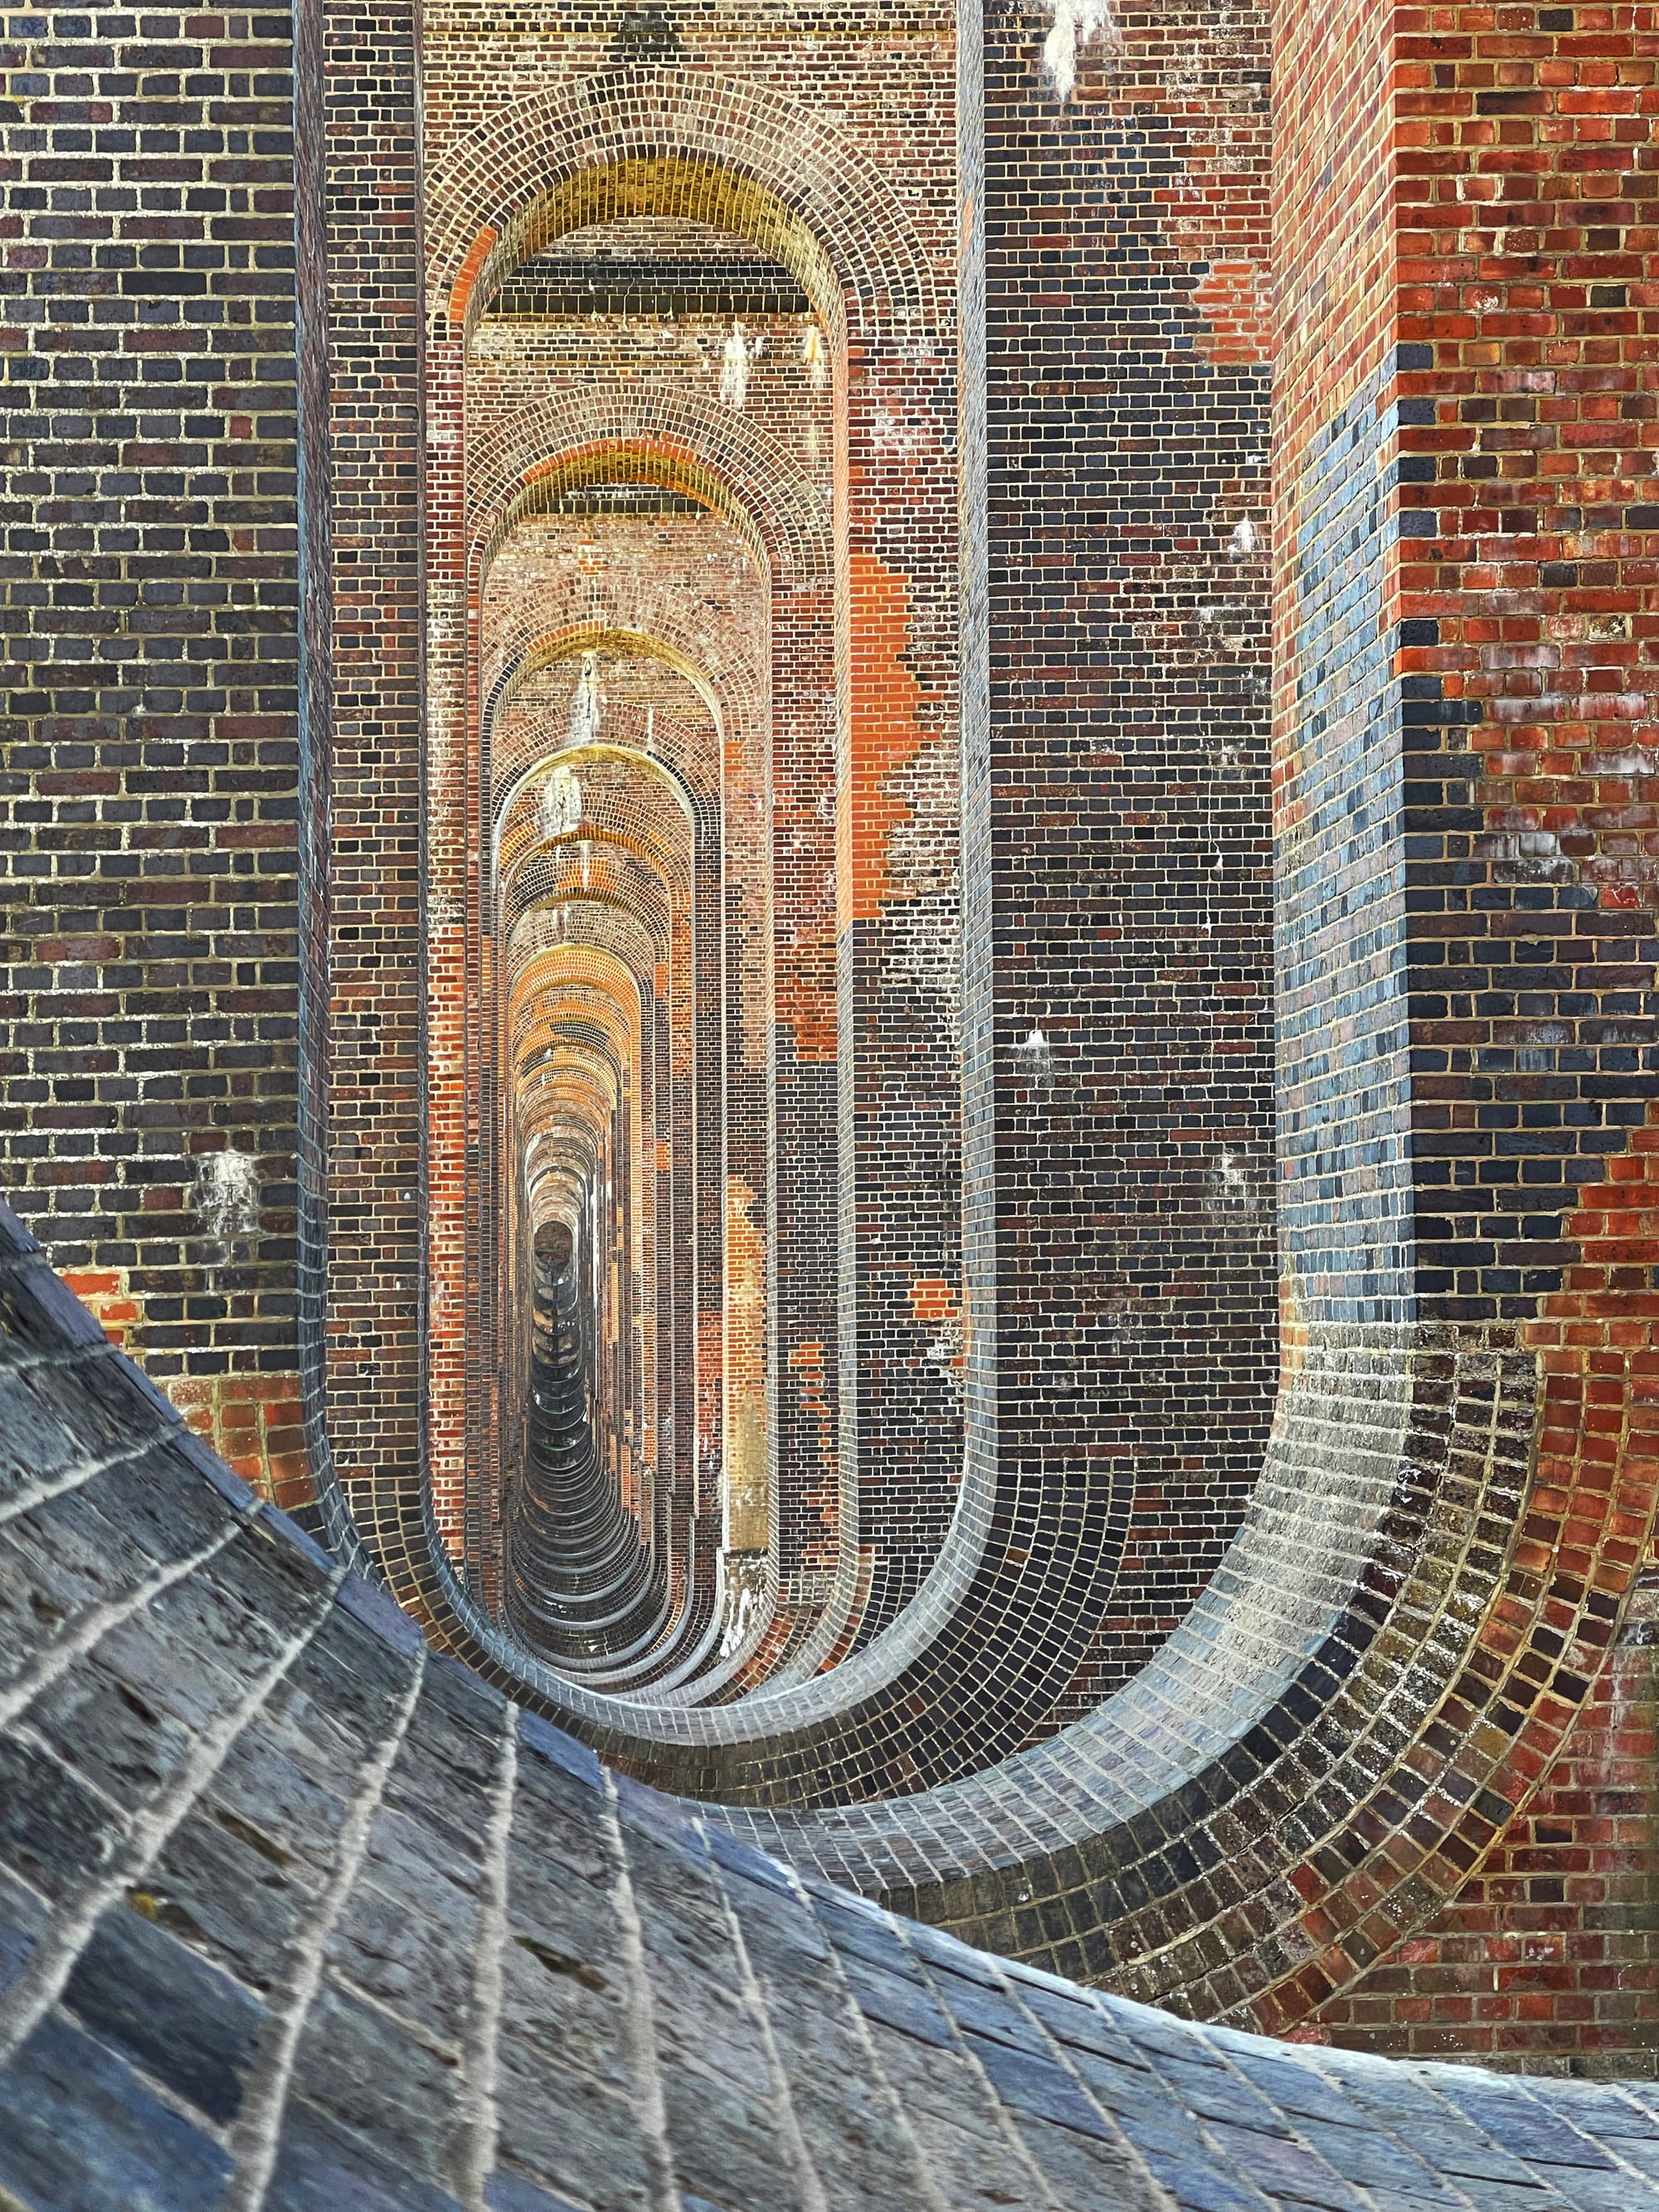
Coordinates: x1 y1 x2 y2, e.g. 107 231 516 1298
11 1208 1659 2207
746 1325 1654 2031
319 1181 1658 2043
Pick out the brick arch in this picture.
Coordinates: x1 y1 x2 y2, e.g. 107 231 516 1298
470 416 831 588
479 447 773 590
500 839 680 941
424 70 942 343
487 627 731 783
494 730 716 1658
501 846 683 953
508 955 640 1067
494 754 703 993
508 896 665 980
495 711 720 869
518 1062 615 1163
461 155 848 348
495 735 703 853
416 32 945 1725
485 627 754 812
480 529 767 751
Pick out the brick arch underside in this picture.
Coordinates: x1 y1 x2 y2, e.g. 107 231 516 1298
449 233 854 1681
423 68 941 343
412 56 967 1698
489 662 728 1683
469 404 832 591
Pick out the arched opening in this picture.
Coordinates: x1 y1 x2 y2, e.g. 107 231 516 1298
421 135 963 1700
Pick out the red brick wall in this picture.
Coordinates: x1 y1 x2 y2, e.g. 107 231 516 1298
1270 0 1659 2060
1300 1571 1659 2066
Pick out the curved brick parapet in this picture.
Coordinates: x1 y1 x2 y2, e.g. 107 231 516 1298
332 1291 1659 2047
10 1208 1659 2208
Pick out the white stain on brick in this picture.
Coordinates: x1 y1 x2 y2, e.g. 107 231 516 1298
926 1317 966 1400
195 1149 261 1247
567 650 603 746
1041 0 1120 101
1013 1027 1053 1088
542 761 582 839
720 320 752 410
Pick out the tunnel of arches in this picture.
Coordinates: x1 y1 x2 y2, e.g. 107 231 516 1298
420 142 966 1704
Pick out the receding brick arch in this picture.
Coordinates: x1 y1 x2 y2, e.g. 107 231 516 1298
500 829 684 936
502 940 684 1663
470 420 831 588
8 0 1659 2095
509 897 665 985
481 553 768 755
491 678 785 1660
411 7 966 1689
424 75 942 342
487 627 738 797
479 448 770 591
441 327 846 1671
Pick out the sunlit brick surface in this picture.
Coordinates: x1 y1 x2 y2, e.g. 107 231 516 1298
2 0 1659 2084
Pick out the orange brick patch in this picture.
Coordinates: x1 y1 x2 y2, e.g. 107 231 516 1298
167 1372 314 1514
62 1267 141 1348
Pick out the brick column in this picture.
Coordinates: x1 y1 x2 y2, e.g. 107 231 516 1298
320 0 426 1582
1271 0 1659 2059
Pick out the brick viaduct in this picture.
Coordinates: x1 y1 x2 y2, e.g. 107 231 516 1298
0 0 1657 2080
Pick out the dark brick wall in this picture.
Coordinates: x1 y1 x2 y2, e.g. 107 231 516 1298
0 0 306 1501
980 0 1279 1717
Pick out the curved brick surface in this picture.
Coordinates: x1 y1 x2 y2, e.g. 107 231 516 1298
8 1208 1659 2211
2 0 1656 2087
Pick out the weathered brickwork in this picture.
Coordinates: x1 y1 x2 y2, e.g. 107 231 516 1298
1392 0 1659 1326
1302 1570 1659 2067
6 0 1659 2093
1259 0 1659 2061
0 1 308 1505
